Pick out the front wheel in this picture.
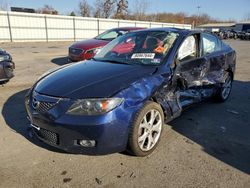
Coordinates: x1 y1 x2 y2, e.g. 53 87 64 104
127 101 164 157
214 73 233 102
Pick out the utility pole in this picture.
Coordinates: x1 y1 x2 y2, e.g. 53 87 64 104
197 6 201 13
196 5 201 26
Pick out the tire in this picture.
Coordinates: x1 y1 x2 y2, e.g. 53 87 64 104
127 101 164 157
0 80 9 85
214 73 233 102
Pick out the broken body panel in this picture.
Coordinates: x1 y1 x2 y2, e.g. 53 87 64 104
160 31 235 120
0 49 15 84
116 30 236 122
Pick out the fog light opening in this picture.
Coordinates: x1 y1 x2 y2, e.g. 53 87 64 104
78 140 96 147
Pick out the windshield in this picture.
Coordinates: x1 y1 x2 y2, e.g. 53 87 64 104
94 31 179 66
95 30 128 41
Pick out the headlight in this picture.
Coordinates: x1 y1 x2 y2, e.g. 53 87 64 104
0 55 10 61
66 98 124 115
86 47 102 55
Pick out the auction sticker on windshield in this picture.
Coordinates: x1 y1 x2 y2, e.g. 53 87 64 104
131 53 155 59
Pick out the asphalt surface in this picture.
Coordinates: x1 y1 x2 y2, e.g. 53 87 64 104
0 40 249 188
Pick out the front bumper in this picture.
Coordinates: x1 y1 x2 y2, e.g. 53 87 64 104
25 90 139 155
0 61 15 82
68 54 84 62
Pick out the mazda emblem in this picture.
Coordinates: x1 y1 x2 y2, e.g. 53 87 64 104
32 97 40 109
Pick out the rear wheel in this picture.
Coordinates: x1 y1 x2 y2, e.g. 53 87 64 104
127 101 164 157
0 80 9 85
214 73 233 102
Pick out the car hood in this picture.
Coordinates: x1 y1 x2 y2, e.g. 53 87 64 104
0 49 12 62
70 38 109 50
35 60 157 99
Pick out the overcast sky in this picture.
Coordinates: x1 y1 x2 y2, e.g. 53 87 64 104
2 0 250 21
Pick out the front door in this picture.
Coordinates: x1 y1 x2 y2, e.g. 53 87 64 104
174 34 208 88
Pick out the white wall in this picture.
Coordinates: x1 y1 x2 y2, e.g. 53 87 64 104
0 11 191 42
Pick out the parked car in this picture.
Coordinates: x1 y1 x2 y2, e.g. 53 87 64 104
68 27 144 62
228 30 238 39
26 28 236 156
0 48 15 84
242 31 250 40
246 32 250 40
237 31 246 40
236 29 250 40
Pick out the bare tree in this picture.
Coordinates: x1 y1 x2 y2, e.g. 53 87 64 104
93 0 102 18
36 5 58 15
103 0 116 18
93 0 116 18
126 11 224 26
244 12 250 21
133 0 149 21
69 11 76 16
114 0 128 19
79 0 92 17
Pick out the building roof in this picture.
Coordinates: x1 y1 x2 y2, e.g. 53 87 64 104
238 20 250 24
197 23 235 28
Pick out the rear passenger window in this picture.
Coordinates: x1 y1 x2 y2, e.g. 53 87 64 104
202 34 220 55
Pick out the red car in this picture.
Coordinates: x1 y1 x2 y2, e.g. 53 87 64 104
68 27 144 62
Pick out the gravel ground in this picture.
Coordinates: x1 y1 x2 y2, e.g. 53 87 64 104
0 40 249 188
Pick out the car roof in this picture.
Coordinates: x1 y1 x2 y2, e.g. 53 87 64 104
111 27 203 35
110 27 221 40
139 27 184 32
130 27 222 37
128 27 190 35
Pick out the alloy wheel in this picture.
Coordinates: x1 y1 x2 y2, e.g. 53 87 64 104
137 109 162 151
222 76 232 100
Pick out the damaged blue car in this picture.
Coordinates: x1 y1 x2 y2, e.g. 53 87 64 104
25 28 236 156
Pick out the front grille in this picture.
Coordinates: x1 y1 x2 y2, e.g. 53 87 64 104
69 47 83 55
31 91 59 113
36 101 56 113
4 63 14 78
34 127 59 145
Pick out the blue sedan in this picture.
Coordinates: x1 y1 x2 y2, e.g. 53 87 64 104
25 28 236 156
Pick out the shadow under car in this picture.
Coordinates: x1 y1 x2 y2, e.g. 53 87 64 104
2 80 250 173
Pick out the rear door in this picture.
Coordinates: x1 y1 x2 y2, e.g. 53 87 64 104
201 33 226 84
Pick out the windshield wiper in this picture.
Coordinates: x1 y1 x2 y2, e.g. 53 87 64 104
100 59 130 65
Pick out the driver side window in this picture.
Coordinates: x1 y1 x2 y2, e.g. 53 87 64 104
177 35 197 62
